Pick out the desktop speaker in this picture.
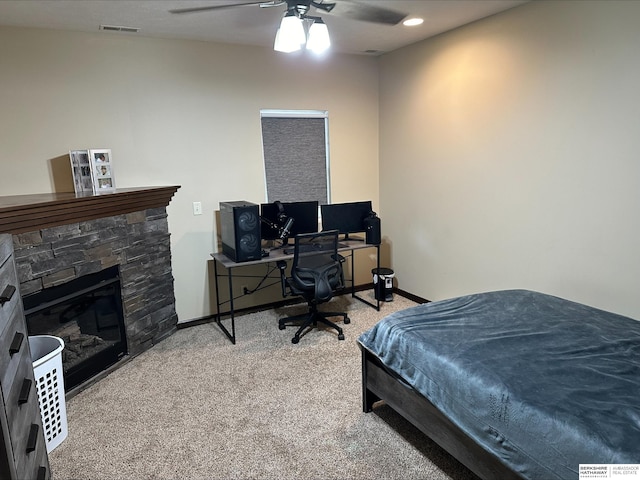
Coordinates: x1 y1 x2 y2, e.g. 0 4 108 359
220 201 261 262
364 212 381 245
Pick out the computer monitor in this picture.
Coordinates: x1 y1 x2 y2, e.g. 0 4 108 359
260 201 319 241
320 201 373 239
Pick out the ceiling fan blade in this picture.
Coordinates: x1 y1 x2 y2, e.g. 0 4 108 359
310 1 336 13
169 1 273 14
329 0 407 25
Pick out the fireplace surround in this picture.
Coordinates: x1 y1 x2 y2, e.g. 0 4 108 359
0 186 180 392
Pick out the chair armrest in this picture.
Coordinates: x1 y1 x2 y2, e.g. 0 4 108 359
276 260 289 297
331 255 346 290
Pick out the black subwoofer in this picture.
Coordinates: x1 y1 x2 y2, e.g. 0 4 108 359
220 201 261 262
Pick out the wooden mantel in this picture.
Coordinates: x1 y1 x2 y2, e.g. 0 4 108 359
0 186 180 234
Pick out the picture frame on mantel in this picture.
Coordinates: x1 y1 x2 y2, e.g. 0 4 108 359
89 148 116 193
69 149 94 194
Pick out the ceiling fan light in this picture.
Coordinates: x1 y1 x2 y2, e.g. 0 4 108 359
274 28 300 52
307 18 330 53
274 11 305 52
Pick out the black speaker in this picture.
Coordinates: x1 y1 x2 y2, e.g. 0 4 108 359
364 212 381 245
220 201 261 262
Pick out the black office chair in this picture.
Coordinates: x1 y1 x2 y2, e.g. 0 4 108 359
277 230 350 344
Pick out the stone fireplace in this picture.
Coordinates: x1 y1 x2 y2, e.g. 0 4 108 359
0 186 180 392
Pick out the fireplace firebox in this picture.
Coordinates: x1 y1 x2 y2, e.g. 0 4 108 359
23 266 127 391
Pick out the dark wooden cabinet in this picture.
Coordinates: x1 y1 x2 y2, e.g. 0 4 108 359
1 233 50 480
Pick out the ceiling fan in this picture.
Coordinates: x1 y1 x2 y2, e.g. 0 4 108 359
169 1 408 26
169 1 408 53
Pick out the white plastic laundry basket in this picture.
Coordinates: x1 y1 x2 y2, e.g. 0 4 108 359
29 335 68 453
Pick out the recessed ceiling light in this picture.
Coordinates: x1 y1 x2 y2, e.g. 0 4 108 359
403 18 424 27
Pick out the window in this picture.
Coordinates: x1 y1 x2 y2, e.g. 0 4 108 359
260 110 330 204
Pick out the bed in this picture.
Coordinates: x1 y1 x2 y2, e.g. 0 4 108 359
358 289 640 480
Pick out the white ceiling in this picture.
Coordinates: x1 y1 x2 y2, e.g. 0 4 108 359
0 0 528 55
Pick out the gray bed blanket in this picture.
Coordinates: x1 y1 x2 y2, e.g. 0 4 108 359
358 289 640 480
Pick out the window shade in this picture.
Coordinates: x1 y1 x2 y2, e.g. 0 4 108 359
261 115 329 204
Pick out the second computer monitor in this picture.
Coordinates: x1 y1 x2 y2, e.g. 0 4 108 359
260 201 319 240
320 201 373 238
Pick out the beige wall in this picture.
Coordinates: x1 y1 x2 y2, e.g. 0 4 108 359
379 0 640 318
0 26 379 322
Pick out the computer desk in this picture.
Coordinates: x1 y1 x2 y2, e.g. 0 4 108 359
210 240 380 344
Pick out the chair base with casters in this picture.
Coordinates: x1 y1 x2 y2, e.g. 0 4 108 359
278 303 350 344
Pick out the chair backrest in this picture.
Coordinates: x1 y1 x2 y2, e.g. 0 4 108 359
290 230 342 303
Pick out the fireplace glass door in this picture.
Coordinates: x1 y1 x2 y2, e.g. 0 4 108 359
23 266 127 391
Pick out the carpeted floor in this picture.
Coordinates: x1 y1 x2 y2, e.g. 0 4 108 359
49 291 479 480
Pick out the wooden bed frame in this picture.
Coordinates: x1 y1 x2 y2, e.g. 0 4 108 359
360 347 525 480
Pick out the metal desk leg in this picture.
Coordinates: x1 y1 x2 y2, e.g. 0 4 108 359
351 244 381 311
214 258 221 321
213 260 236 344
226 268 236 343
351 251 356 298
376 244 380 310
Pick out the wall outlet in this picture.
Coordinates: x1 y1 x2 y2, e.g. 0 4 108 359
192 201 202 215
